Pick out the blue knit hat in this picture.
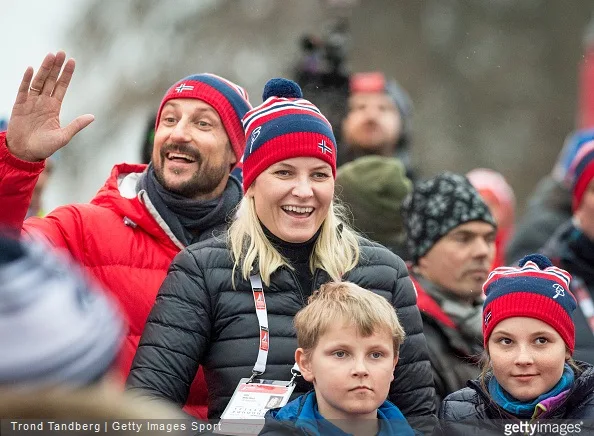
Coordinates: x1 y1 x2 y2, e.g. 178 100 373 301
0 235 125 387
567 139 594 211
553 128 594 184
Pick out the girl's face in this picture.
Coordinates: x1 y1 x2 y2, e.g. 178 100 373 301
488 317 570 402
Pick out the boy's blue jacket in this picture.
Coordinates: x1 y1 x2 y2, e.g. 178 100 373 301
258 391 416 435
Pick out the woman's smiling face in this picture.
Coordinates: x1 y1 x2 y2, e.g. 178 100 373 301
248 157 334 243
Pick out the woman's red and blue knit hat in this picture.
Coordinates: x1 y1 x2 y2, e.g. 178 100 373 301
482 254 576 352
241 78 336 191
155 73 252 163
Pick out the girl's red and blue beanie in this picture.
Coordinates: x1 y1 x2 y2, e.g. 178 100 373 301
482 253 576 353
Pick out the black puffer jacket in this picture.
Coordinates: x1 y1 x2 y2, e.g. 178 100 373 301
436 361 594 435
127 235 436 429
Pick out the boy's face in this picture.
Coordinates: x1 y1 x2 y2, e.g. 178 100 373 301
295 321 398 420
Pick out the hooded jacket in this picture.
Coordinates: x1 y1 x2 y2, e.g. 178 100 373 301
259 391 415 436
127 235 436 433
0 132 239 418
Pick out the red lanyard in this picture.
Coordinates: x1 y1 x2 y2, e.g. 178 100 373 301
249 273 300 383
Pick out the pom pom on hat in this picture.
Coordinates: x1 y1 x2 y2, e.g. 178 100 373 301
241 78 337 191
518 253 553 269
482 253 576 353
0 236 25 263
262 78 303 100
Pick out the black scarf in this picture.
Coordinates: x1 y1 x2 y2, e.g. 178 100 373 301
138 163 242 246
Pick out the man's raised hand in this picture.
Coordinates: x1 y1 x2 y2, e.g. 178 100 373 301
6 51 95 162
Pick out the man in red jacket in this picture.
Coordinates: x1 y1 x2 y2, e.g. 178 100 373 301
0 51 252 419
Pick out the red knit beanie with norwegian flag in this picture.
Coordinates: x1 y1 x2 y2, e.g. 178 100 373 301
241 78 337 191
155 74 252 163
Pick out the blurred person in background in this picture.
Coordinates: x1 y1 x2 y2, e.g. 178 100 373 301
0 51 252 419
467 168 516 269
0 234 187 427
506 129 594 264
402 172 497 406
542 141 594 365
336 155 412 260
293 20 351 150
128 79 437 434
339 71 415 179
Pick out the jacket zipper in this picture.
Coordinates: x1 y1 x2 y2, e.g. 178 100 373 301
286 268 306 306
285 268 321 306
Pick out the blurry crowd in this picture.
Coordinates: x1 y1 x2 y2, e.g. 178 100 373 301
3 35 594 436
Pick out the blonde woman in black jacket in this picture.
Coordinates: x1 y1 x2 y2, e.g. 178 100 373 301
128 79 436 433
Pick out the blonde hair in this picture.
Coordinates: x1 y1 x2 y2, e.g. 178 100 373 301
294 281 405 355
228 196 360 286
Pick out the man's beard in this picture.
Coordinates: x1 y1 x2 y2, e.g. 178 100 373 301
155 143 228 199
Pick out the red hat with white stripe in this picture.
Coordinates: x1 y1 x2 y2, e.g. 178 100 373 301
156 73 252 163
482 254 576 352
241 78 337 191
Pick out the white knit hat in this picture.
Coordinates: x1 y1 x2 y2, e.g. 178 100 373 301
0 235 125 388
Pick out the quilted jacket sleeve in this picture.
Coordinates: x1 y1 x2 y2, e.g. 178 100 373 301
127 248 211 407
383 248 438 433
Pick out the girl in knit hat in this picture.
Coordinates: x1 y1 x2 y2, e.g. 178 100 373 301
438 254 594 434
128 78 436 434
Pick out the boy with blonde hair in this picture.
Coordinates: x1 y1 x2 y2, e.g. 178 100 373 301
260 281 415 436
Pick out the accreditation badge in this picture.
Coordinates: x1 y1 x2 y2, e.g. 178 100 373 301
216 378 295 435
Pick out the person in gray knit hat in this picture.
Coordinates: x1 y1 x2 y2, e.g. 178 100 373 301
0 234 124 388
0 234 194 424
401 172 497 407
